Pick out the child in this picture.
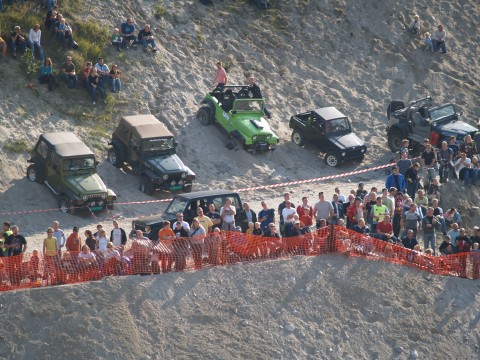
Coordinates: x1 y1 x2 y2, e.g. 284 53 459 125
408 15 421 35
111 28 123 52
423 32 433 52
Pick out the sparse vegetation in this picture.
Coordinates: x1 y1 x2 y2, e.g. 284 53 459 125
154 1 169 19
3 139 30 153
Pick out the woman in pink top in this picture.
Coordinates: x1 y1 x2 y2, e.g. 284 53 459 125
213 61 227 89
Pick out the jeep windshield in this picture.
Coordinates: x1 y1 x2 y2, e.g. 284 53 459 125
233 99 264 112
163 196 188 217
430 105 456 123
62 157 96 171
142 138 174 152
325 118 350 133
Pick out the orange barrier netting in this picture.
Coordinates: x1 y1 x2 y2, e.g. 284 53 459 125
0 226 478 291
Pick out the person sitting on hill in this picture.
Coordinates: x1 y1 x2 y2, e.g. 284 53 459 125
432 24 447 53
459 134 477 159
0 34 7 59
94 57 110 86
111 28 124 52
61 56 77 88
10 26 27 59
408 15 421 35
28 24 45 61
120 17 137 48
39 58 56 91
109 64 121 92
138 24 158 53
56 18 74 49
45 5 58 31
81 61 92 88
88 67 106 105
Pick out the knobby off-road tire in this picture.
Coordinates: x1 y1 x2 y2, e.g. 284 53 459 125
108 146 125 168
26 164 44 184
140 175 154 196
291 129 305 146
196 106 214 126
387 131 403 153
325 153 340 167
387 100 405 120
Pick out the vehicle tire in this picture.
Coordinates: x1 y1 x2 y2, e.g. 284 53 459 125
226 138 240 150
291 129 305 146
59 198 76 215
324 153 340 167
183 184 193 193
140 175 154 196
387 100 405 120
26 164 44 184
387 131 403 153
196 106 213 126
108 146 124 168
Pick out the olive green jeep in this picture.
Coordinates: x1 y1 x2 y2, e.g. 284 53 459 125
27 132 116 214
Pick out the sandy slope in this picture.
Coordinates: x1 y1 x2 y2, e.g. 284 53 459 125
0 255 479 359
0 0 479 358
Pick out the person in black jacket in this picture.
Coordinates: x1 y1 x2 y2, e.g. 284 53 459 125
247 76 271 118
240 202 257 233
110 220 127 247
401 229 418 250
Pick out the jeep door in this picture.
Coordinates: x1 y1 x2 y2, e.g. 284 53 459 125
32 138 49 172
46 151 62 192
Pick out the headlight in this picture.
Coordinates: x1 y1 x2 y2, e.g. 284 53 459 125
342 152 346 157
171 180 176 186
178 180 184 185
266 134 271 139
102 193 108 199
361 148 365 153
90 201 96 207
181 172 187 179
83 195 88 201
163 174 169 180
98 201 104 206
252 135 257 141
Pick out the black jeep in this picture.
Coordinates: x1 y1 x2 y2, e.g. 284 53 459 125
130 190 243 239
107 115 195 195
289 107 367 167
386 96 476 153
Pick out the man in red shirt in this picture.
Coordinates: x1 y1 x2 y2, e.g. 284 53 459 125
66 226 82 252
374 215 398 243
297 196 313 227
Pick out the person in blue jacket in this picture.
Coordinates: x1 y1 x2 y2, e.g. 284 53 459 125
385 166 406 194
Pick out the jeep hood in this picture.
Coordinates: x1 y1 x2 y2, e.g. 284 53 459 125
235 114 278 138
64 174 107 194
326 132 365 149
436 121 476 136
146 154 186 173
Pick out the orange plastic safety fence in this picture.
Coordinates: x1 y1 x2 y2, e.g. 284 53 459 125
0 226 478 292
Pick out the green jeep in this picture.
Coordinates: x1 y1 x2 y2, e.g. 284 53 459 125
26 132 116 214
196 85 279 152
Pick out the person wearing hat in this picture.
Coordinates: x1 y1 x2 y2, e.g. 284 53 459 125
66 226 82 252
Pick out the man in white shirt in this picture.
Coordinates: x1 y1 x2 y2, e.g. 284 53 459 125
52 221 65 256
95 57 110 85
455 152 473 187
281 200 297 236
175 213 190 231
220 198 236 231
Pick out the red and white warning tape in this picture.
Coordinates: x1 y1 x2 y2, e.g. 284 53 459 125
0 162 394 216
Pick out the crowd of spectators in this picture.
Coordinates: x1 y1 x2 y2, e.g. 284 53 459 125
407 14 448 54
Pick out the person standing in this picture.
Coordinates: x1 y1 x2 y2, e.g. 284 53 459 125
258 201 275 234
205 204 222 231
246 76 271 118
195 207 213 233
422 207 440 255
432 24 447 53
313 191 334 228
52 221 65 257
213 61 227 90
4 225 27 285
405 162 421 200
240 202 257 233
220 198 236 231
278 193 294 235
110 220 127 248
66 226 82 253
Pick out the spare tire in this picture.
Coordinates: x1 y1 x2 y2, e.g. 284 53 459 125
387 100 405 120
